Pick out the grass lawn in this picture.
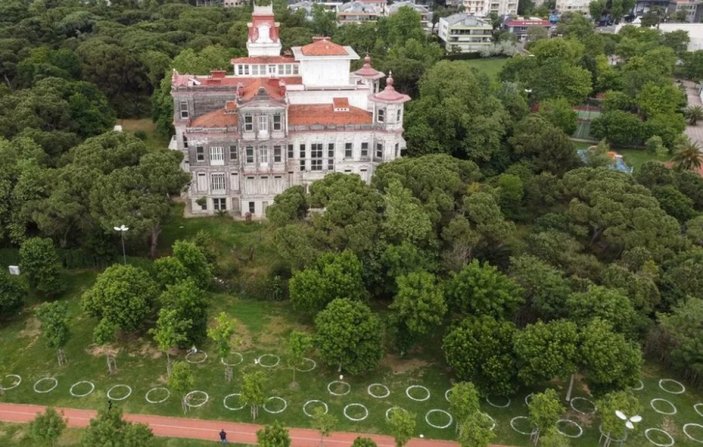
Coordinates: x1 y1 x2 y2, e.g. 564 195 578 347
118 118 169 152
462 58 509 80
573 142 671 172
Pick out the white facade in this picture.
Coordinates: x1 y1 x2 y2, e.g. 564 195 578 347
555 0 591 14
438 14 494 53
458 0 517 16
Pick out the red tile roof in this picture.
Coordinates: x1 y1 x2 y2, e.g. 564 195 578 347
301 38 349 56
353 55 384 79
371 75 410 103
506 19 550 26
231 56 296 64
288 104 372 126
333 97 350 109
190 108 238 128
239 77 286 101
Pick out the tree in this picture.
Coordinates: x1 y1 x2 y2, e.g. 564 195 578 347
289 250 366 315
539 428 571 447
580 319 642 392
445 260 523 319
311 407 336 447
287 330 313 384
153 256 190 287
19 237 62 297
566 285 637 337
388 409 415 447
652 185 697 223
672 138 703 172
207 312 236 381
382 180 434 246
168 361 194 414
241 370 267 421
172 240 211 288
528 389 564 444
315 298 384 374
0 271 25 319
81 406 153 446
457 412 495 447
597 390 640 442
685 105 703 125
509 255 572 320
351 437 377 447
590 110 643 147
35 302 70 367
636 82 684 119
257 421 291 447
509 115 580 175
82 264 158 340
150 307 189 377
158 280 208 346
267 186 309 226
443 316 518 395
686 215 703 246
658 298 703 381
448 382 480 433
29 407 66 447
514 320 579 388
538 97 578 135
389 271 447 353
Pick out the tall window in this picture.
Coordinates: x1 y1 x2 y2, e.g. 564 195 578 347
395 143 399 158
293 65 299 74
245 146 254 164
377 108 385 123
259 145 268 164
344 142 352 159
258 115 268 133
252 65 259 76
244 114 253 131
179 101 188 119
210 173 225 192
299 144 306 171
273 113 282 131
209 146 224 165
213 198 226 211
376 142 383 159
196 146 205 162
230 172 239 190
183 135 188 148
274 145 282 162
229 145 238 162
361 142 368 158
397 108 402 122
248 201 256 214
288 144 294 159
196 172 207 191
328 143 334 170
311 144 323 171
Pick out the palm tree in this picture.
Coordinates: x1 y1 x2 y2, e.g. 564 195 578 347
685 105 703 125
672 138 703 171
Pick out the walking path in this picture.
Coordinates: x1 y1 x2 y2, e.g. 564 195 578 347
0 402 512 447
682 80 703 146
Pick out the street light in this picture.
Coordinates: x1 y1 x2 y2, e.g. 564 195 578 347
113 225 129 264
616 410 642 430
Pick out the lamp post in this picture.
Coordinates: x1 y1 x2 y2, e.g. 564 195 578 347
113 225 129 264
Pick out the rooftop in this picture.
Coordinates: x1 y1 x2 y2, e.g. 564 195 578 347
172 70 302 89
301 37 350 56
190 108 238 128
441 13 492 27
231 56 295 64
288 103 372 126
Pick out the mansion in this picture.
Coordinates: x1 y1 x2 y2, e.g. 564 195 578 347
170 5 410 218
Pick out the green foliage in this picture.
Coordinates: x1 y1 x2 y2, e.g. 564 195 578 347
168 361 194 402
538 97 578 135
289 250 366 315
351 437 377 447
597 390 640 440
0 271 25 318
242 370 267 420
287 330 313 371
257 421 291 447
539 428 572 447
528 388 564 434
19 237 62 297
153 256 190 287
387 408 415 447
315 298 384 374
457 411 495 447
28 407 66 447
509 115 579 175
208 312 236 360
566 285 637 337
81 407 153 447
157 280 208 346
172 240 212 289
382 180 434 246
267 186 309 226
443 316 518 395
445 260 523 319
311 406 336 445
590 110 643 147
514 320 579 386
35 302 70 352
509 255 572 320
658 298 703 381
448 382 481 425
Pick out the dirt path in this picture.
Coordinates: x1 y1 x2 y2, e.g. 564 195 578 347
0 402 514 447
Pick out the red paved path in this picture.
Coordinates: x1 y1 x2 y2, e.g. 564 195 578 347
0 403 512 447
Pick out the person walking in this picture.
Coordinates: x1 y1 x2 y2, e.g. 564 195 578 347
219 428 228 445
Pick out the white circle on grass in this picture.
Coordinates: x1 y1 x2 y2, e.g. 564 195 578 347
644 428 675 447
385 406 406 421
145 387 170 404
633 379 644 391
444 389 452 402
695 403 703 417
570 397 596 415
223 393 246 411
296 358 316 372
0 374 21 391
524 393 534 406
256 354 280 368
510 416 535 436
221 352 243 366
184 390 209 408
303 400 328 417
425 409 453 429
263 396 287 414
33 377 58 394
659 378 686 394
368 383 390 399
107 384 132 401
485 395 511 408
650 398 677 415
556 419 583 438
185 351 208 364
343 403 369 422
405 385 430 402
684 423 703 443
69 381 95 397
327 380 351 396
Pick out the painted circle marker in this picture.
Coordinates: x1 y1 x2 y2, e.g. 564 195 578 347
256 354 280 368
0 374 21 391
633 379 644 391
524 393 534 406
485 395 511 408
650 398 677 415
556 419 583 438
644 428 675 447
185 351 208 364
570 397 596 415
478 412 496 431
145 387 170 404
69 381 95 397
445 389 452 402
510 416 535 436
683 423 703 443
343 403 369 422
658 378 686 395
296 357 316 372
405 385 430 402
184 390 209 408
425 409 453 429
221 352 243 367
367 383 390 399
106 384 132 401
695 403 703 417
33 377 58 394
303 400 328 417
327 380 351 396
385 406 406 421
263 396 287 414
223 393 246 411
